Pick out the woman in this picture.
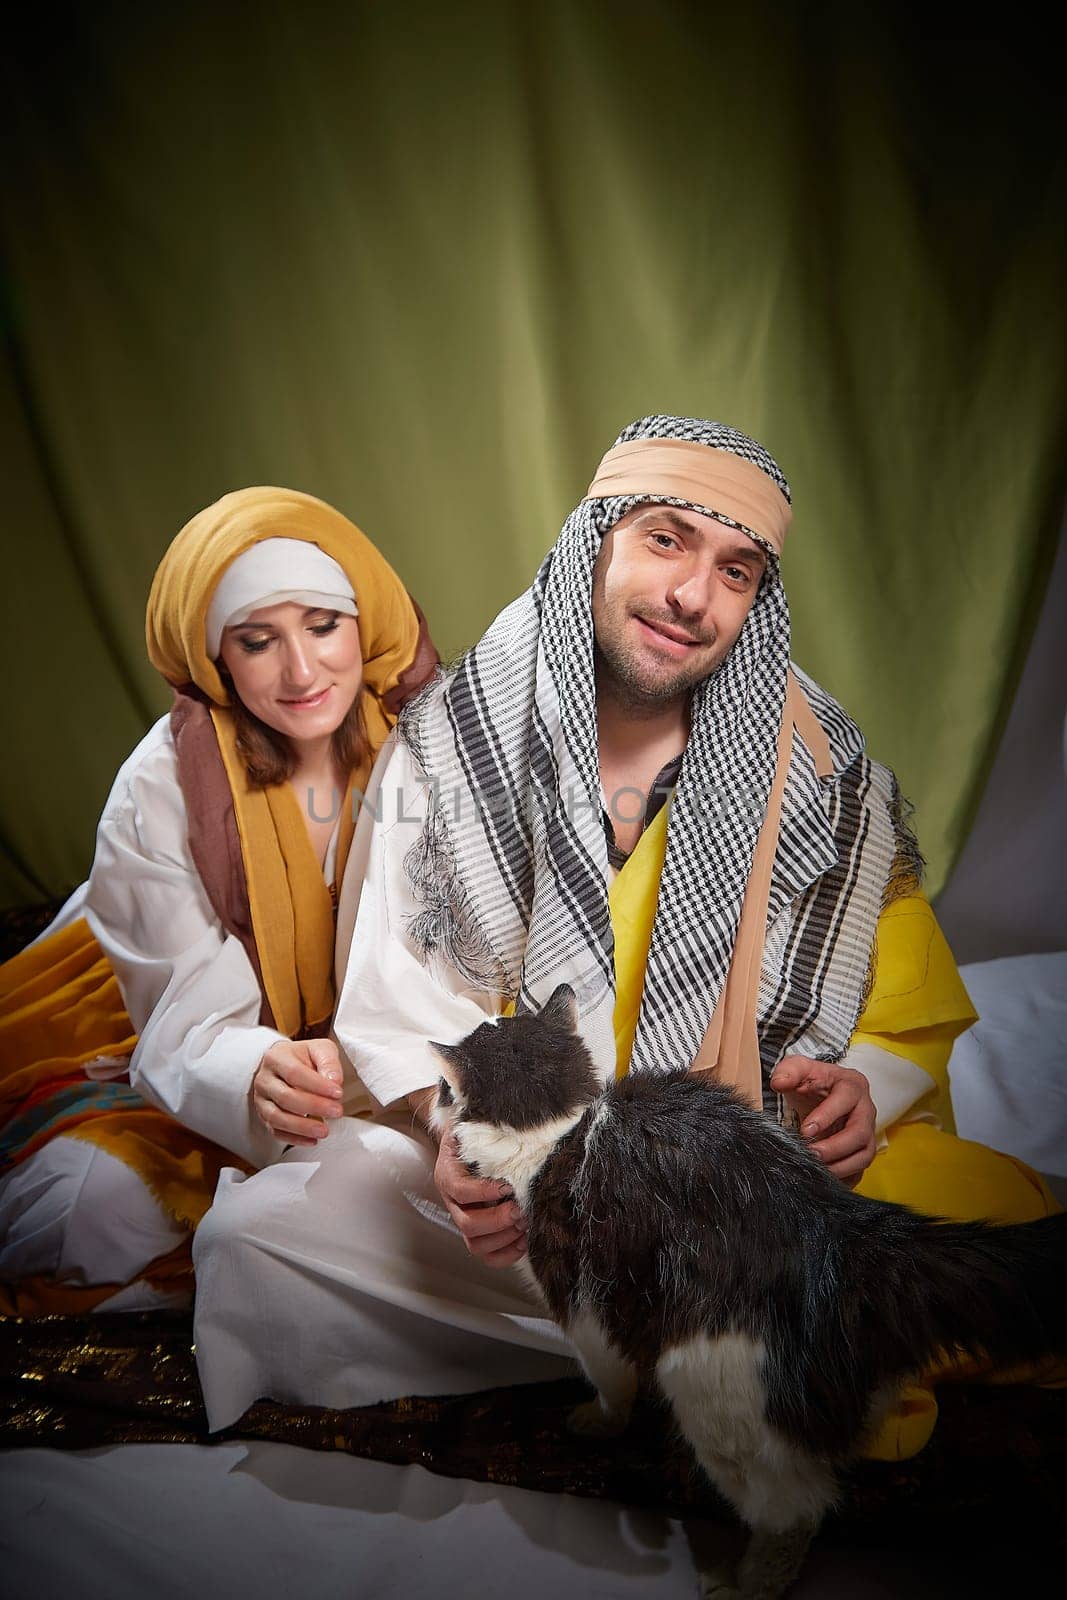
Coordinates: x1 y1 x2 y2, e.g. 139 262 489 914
0 486 438 1313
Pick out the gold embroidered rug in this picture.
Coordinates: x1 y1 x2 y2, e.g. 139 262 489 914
2 1311 1066 1555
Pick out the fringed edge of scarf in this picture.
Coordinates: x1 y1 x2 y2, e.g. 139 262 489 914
883 775 926 907
858 775 927 1017
401 803 512 997
395 671 441 774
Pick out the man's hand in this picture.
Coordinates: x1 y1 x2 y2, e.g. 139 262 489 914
405 1087 527 1268
433 1134 528 1268
769 1056 876 1187
252 1039 345 1146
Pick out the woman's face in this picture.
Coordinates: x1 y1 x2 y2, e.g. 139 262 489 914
218 601 363 750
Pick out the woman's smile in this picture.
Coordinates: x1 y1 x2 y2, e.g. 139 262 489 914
280 685 332 709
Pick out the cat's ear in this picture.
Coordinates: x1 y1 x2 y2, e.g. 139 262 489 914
540 982 579 1031
429 1040 460 1063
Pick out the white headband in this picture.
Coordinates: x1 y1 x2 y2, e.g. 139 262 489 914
206 537 358 657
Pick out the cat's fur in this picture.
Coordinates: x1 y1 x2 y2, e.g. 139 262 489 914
430 984 1067 1600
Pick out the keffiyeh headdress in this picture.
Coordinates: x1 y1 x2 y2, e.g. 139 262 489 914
400 416 919 1102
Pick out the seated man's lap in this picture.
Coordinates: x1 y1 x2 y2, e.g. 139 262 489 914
193 1112 551 1316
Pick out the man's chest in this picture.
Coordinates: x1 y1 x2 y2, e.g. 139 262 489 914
599 752 683 866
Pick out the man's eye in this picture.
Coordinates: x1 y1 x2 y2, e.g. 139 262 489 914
650 533 678 551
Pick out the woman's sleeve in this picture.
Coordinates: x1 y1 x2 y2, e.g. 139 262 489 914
842 894 978 1135
85 723 282 1168
333 739 499 1109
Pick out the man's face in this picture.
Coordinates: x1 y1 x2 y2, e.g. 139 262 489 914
591 504 768 708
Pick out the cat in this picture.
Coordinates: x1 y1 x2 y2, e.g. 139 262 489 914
430 983 1067 1600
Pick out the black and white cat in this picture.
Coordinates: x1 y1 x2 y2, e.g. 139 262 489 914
430 983 1067 1600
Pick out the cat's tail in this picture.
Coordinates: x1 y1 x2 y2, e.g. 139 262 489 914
887 1209 1067 1377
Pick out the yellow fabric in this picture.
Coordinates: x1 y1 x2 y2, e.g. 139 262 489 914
607 804 670 1079
857 1120 1058 1222
852 908 1057 1460
210 709 362 1036
0 917 239 1313
0 918 136 1102
856 1121 1064 1460
144 485 422 1036
266 777 337 1033
68 1113 241 1231
851 893 978 1135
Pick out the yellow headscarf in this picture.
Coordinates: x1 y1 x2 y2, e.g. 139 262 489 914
146 486 432 1037
147 486 423 733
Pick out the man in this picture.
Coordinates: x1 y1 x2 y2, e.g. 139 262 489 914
192 416 1054 1451
407 423 908 1265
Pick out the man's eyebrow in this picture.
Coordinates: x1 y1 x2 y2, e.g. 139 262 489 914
630 507 696 537
718 540 767 568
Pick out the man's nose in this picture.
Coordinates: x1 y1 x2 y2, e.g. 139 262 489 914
668 563 713 619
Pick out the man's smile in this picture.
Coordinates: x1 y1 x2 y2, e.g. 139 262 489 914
632 614 707 655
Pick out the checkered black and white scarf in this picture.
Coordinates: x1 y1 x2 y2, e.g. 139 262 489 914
399 416 920 1097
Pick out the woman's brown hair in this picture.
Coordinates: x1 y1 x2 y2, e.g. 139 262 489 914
225 682 370 789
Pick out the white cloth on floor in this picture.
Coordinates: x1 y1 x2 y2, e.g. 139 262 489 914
192 1110 578 1431
950 952 1067 1186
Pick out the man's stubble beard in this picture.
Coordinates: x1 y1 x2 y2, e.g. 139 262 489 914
592 623 720 718
589 542 723 717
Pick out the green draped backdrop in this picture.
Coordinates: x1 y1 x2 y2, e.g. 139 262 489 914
1 1 1064 905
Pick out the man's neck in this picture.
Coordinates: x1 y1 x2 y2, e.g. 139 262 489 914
595 674 691 770
595 675 690 858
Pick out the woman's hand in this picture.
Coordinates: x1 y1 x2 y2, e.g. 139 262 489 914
769 1055 877 1187
252 1039 345 1146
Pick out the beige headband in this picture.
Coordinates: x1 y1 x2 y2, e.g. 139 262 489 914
584 438 792 556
